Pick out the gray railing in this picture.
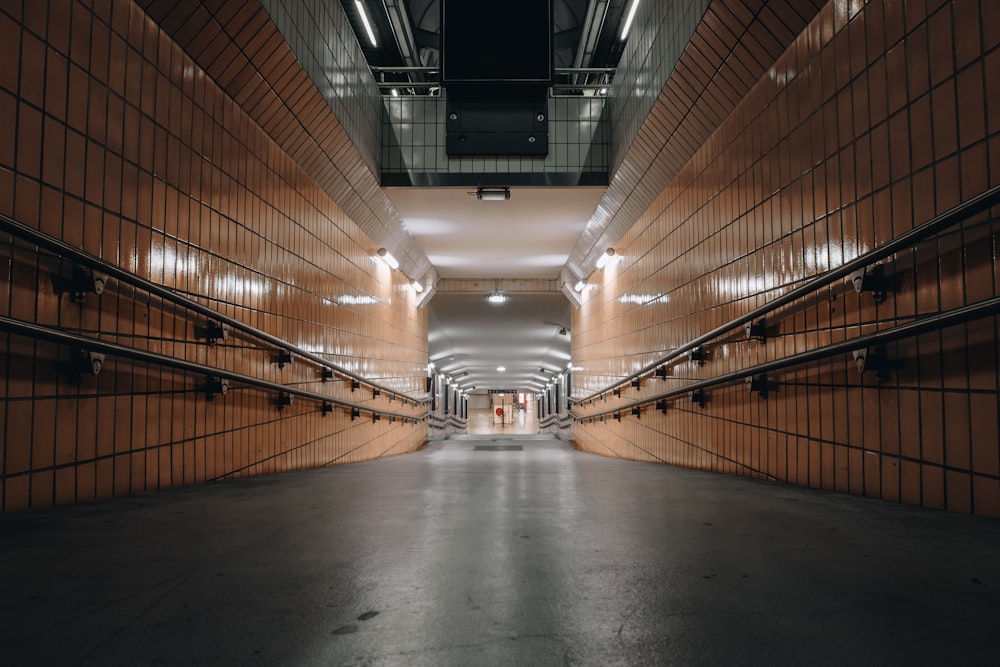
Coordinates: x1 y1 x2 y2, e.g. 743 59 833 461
572 183 1000 405
0 315 427 423
0 212 431 406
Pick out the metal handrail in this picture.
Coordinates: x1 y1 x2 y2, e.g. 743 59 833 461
575 296 1000 421
0 315 428 423
572 183 1000 403
0 213 431 405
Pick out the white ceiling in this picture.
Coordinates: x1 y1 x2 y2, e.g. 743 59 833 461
427 292 572 393
385 186 607 279
386 185 604 394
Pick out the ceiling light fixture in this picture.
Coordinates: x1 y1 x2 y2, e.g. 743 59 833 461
574 280 587 292
476 187 511 201
621 0 640 40
390 88 399 97
486 291 507 305
355 0 378 46
497 366 506 372
596 247 617 269
411 279 424 293
377 247 399 269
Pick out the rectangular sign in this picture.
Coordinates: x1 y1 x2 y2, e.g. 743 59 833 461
487 389 520 395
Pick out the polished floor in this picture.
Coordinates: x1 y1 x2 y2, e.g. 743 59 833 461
2 435 999 666
467 404 539 435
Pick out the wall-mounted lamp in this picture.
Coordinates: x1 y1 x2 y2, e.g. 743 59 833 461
411 279 424 293
596 247 616 269
377 247 399 269
477 187 511 201
574 280 587 291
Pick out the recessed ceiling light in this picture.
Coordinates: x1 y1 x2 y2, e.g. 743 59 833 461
476 187 510 201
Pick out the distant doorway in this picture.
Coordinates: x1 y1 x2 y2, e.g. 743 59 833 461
467 393 538 435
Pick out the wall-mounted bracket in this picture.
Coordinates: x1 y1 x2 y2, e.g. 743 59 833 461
631 378 642 389
351 408 361 420
654 366 671 379
61 265 110 303
613 388 621 397
277 393 293 410
631 406 641 419
321 402 334 416
850 264 886 303
614 412 621 421
321 368 334 382
71 349 105 381
745 318 767 342
373 413 381 422
204 320 230 345
655 399 668 413
275 350 293 369
351 380 361 392
746 375 770 398
852 346 889 381
689 346 707 365
689 389 706 407
205 377 228 399
373 388 381 398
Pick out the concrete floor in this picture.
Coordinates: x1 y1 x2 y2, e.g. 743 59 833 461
1 436 999 666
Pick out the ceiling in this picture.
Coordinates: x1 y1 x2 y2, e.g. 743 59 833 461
428 292 572 392
342 0 632 394
385 187 606 279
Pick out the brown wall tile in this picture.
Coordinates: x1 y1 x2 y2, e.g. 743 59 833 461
572 0 1000 516
0 0 428 510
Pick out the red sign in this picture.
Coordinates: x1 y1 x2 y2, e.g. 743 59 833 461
495 407 504 416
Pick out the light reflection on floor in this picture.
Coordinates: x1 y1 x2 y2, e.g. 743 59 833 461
466 400 539 435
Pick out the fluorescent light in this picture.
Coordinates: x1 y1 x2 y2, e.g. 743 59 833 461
599 87 608 95
497 366 506 372
355 0 377 46
390 88 399 97
596 247 616 269
377 247 399 269
477 187 510 201
621 0 640 40
486 292 507 304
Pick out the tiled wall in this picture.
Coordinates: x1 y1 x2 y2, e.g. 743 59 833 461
572 0 1000 516
381 94 608 177
0 0 428 511
566 0 827 282
257 0 381 181
132 0 432 283
609 0 710 173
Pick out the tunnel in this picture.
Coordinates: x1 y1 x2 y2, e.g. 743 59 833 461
1 0 1000 663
